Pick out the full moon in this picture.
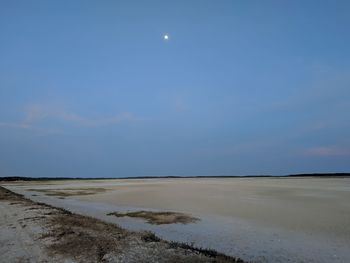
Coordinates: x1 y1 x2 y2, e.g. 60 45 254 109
163 34 169 40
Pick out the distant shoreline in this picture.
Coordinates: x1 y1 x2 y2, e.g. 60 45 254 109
1 173 350 181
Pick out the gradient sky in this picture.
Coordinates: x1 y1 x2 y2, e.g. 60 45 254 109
1 1 350 177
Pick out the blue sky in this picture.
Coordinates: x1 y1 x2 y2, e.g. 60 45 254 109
1 1 350 177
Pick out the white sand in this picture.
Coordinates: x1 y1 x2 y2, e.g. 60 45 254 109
0 201 62 263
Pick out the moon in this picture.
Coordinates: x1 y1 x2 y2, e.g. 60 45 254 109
163 34 169 40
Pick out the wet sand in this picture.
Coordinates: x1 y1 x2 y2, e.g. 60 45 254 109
3 177 350 262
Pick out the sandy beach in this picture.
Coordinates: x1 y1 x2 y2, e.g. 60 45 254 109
2 177 350 262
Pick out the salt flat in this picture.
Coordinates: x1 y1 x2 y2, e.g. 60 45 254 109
1 186 235 263
3 177 350 263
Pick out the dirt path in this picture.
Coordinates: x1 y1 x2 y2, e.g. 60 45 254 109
0 186 243 263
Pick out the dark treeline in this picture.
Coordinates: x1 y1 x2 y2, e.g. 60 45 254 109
0 173 350 181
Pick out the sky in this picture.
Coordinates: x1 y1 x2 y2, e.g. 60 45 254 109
1 0 350 177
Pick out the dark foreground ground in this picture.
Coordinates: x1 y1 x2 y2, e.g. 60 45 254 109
0 186 244 263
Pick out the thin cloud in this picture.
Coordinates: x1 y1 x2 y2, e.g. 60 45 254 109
0 122 63 135
22 104 137 126
0 104 138 133
0 123 31 129
54 111 135 127
304 146 350 157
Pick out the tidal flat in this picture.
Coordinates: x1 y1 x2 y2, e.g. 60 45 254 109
2 177 350 263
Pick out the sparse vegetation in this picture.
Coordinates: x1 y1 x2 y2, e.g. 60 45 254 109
28 187 107 196
1 173 350 182
141 231 161 242
168 241 245 262
107 210 200 225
